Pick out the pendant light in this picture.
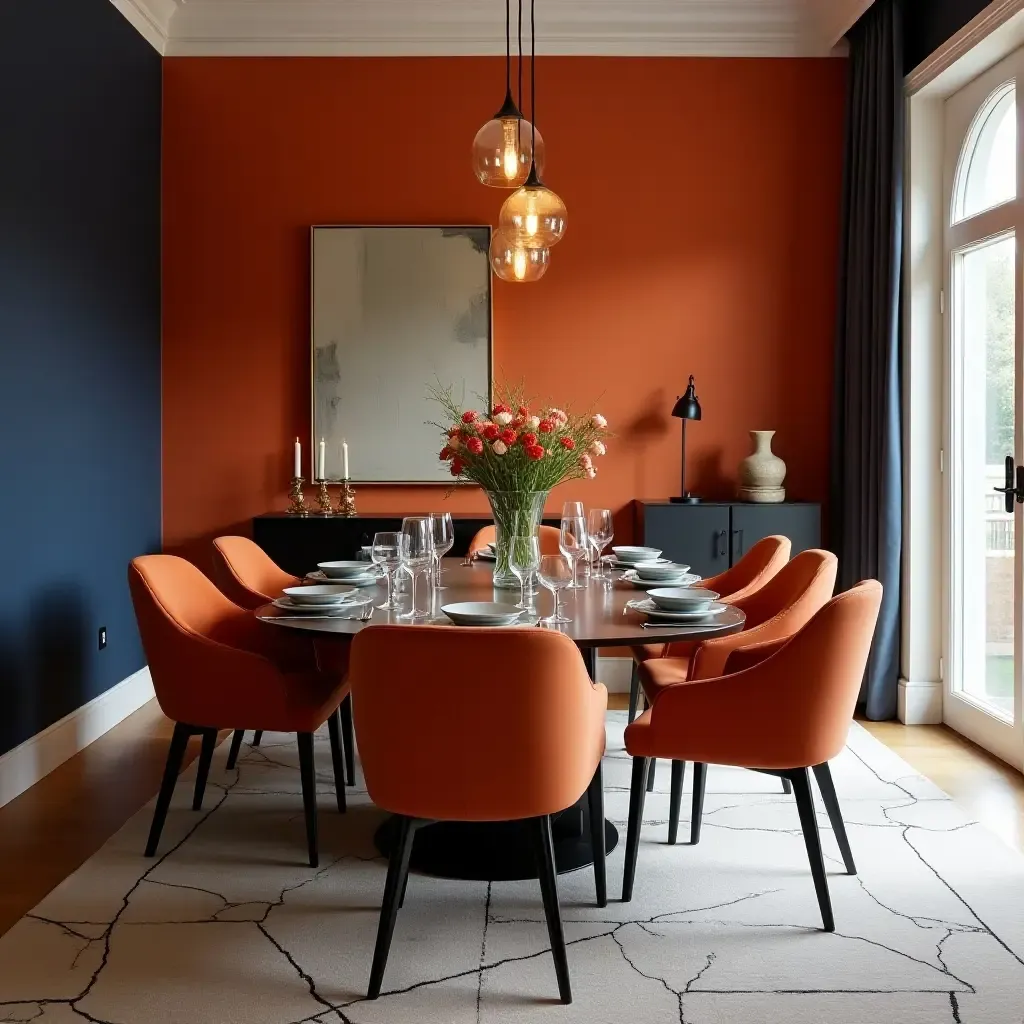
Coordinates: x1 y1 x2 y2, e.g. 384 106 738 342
471 0 545 188
490 229 550 282
498 0 567 249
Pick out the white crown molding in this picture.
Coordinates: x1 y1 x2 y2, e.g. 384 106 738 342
810 0 873 50
108 0 173 52
156 0 832 58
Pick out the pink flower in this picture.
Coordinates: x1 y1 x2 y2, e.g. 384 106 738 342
559 437 576 451
466 437 484 455
492 440 508 456
589 440 606 456
548 407 568 424
526 444 545 461
494 411 514 426
586 467 597 479
462 410 480 424
591 414 608 429
578 453 593 471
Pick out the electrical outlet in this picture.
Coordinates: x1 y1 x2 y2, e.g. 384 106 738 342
98 626 107 650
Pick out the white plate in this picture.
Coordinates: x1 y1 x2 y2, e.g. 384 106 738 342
647 587 721 610
305 570 379 586
612 546 663 563
623 571 702 590
272 596 363 614
282 584 357 606
633 560 691 577
605 556 673 570
475 550 497 562
632 599 730 623
318 560 374 578
441 602 523 626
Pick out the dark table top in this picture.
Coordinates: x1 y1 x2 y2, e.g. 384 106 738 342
255 560 745 648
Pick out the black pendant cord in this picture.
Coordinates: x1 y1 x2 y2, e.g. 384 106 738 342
504 0 511 94
518 0 524 114
526 0 541 186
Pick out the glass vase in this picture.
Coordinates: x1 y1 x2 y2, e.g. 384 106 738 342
484 489 550 589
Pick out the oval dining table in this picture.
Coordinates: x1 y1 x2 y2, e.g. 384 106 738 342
256 558 745 882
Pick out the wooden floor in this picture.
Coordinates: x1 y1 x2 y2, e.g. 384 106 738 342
1 697 1022 939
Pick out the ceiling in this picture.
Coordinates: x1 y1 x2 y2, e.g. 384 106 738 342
110 0 870 58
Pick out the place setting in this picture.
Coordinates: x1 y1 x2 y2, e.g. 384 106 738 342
270 584 374 620
625 586 729 627
305 559 383 587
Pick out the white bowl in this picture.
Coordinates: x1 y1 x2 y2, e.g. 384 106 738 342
612 546 663 564
441 602 523 626
282 584 355 606
647 587 720 611
318 560 374 579
634 561 691 579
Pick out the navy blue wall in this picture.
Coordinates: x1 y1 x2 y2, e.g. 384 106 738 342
905 0 993 70
0 0 162 757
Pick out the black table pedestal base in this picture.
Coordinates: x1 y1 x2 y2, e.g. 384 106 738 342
374 811 618 882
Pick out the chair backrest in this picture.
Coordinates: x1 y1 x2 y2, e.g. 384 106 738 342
468 524 563 557
651 581 883 769
691 548 838 679
705 535 791 602
349 624 606 821
211 535 299 609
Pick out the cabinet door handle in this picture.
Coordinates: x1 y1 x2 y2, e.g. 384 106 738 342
717 530 728 557
732 528 745 558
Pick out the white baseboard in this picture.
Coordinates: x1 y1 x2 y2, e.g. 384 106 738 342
898 677 943 725
0 666 155 809
596 655 633 694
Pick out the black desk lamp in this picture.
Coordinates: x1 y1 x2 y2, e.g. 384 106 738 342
670 376 702 504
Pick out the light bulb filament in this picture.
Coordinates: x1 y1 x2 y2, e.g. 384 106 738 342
501 119 520 180
513 248 527 280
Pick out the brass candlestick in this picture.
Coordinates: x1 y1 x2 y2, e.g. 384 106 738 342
315 479 334 516
286 477 309 516
337 481 357 517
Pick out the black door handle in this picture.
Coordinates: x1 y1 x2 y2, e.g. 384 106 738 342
732 528 745 558
993 455 1024 513
717 530 728 558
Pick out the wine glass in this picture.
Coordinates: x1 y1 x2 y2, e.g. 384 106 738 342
399 516 432 620
371 531 402 610
510 535 541 611
560 515 588 589
562 500 584 519
430 512 455 588
587 508 614 583
538 553 573 624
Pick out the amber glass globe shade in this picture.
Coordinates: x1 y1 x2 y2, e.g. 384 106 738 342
498 181 567 248
490 230 550 282
472 117 546 188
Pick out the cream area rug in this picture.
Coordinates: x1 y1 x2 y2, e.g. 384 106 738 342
1 713 1023 1024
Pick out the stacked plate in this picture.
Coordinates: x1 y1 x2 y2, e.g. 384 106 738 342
632 587 726 623
621 559 697 590
605 546 664 570
272 585 365 615
441 602 524 627
306 561 381 587
475 543 497 562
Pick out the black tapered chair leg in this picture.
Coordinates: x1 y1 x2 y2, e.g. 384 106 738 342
327 710 348 813
339 694 355 786
646 758 657 792
226 729 245 771
297 732 319 868
627 663 640 724
530 815 572 1004
145 722 191 857
690 762 707 845
192 728 217 810
791 768 835 931
782 777 793 795
252 730 264 746
812 762 856 875
586 762 607 907
368 816 418 999
668 760 685 845
622 756 650 902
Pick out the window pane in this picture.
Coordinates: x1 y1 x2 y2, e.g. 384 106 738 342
955 85 1016 223
955 234 1015 718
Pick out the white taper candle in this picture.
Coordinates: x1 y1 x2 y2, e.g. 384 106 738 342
318 437 326 481
343 440 350 481
294 437 302 479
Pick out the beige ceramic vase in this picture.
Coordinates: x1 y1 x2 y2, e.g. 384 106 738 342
738 430 786 503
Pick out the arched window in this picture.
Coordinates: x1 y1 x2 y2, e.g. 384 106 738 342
952 82 1016 223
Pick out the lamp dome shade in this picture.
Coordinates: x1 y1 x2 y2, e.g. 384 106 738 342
671 376 702 420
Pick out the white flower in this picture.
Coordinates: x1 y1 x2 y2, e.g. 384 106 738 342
494 411 514 426
590 440 606 456
578 453 593 471
528 415 541 429
492 440 508 456
586 467 597 479
591 414 607 429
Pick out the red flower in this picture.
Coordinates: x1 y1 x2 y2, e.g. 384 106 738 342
520 432 537 447
459 428 473 441
466 437 484 455
462 410 479 424
499 428 517 445
447 426 460 438
451 458 464 476
481 424 500 441
491 403 510 417
559 437 576 451
525 444 545 461
511 416 525 429
439 446 454 461
539 419 554 433
517 404 529 417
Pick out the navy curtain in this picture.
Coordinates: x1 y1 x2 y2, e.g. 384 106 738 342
831 0 904 721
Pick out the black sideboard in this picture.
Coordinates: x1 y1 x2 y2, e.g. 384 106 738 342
636 501 821 580
252 512 561 577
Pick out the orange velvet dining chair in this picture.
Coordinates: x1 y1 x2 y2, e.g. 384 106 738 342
639 548 838 844
626 535 792 724
128 554 351 868
621 581 882 932
211 535 355 783
348 624 608 1004
468 524 563 557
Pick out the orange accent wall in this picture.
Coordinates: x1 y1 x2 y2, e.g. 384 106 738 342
163 56 846 565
